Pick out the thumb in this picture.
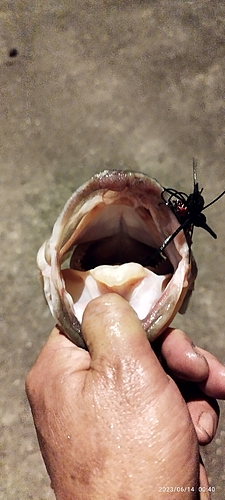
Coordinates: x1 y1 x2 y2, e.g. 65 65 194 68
82 293 169 392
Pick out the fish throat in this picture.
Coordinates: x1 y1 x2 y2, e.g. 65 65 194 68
69 197 173 273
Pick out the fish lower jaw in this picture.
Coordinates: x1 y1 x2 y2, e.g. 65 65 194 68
62 262 178 334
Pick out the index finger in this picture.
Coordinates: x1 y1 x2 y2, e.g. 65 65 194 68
196 347 225 399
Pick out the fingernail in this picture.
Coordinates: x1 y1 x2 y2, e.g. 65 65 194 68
198 412 215 439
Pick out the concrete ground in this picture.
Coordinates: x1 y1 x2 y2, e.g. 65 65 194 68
0 1 225 498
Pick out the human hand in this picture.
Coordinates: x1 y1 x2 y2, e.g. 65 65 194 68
26 294 225 500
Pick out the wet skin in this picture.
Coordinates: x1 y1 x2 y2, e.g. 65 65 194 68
26 294 225 500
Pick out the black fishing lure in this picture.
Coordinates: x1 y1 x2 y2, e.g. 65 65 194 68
159 159 225 254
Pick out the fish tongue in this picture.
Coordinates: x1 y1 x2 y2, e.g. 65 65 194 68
90 262 146 294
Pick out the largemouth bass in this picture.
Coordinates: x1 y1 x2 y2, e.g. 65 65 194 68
37 170 197 349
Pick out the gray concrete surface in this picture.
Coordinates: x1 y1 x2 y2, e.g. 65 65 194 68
0 1 225 498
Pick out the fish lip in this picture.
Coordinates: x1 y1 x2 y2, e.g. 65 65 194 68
37 170 195 348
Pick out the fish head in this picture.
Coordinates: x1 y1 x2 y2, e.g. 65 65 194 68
37 170 197 348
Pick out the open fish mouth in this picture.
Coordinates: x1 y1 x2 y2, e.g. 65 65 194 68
37 170 197 349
